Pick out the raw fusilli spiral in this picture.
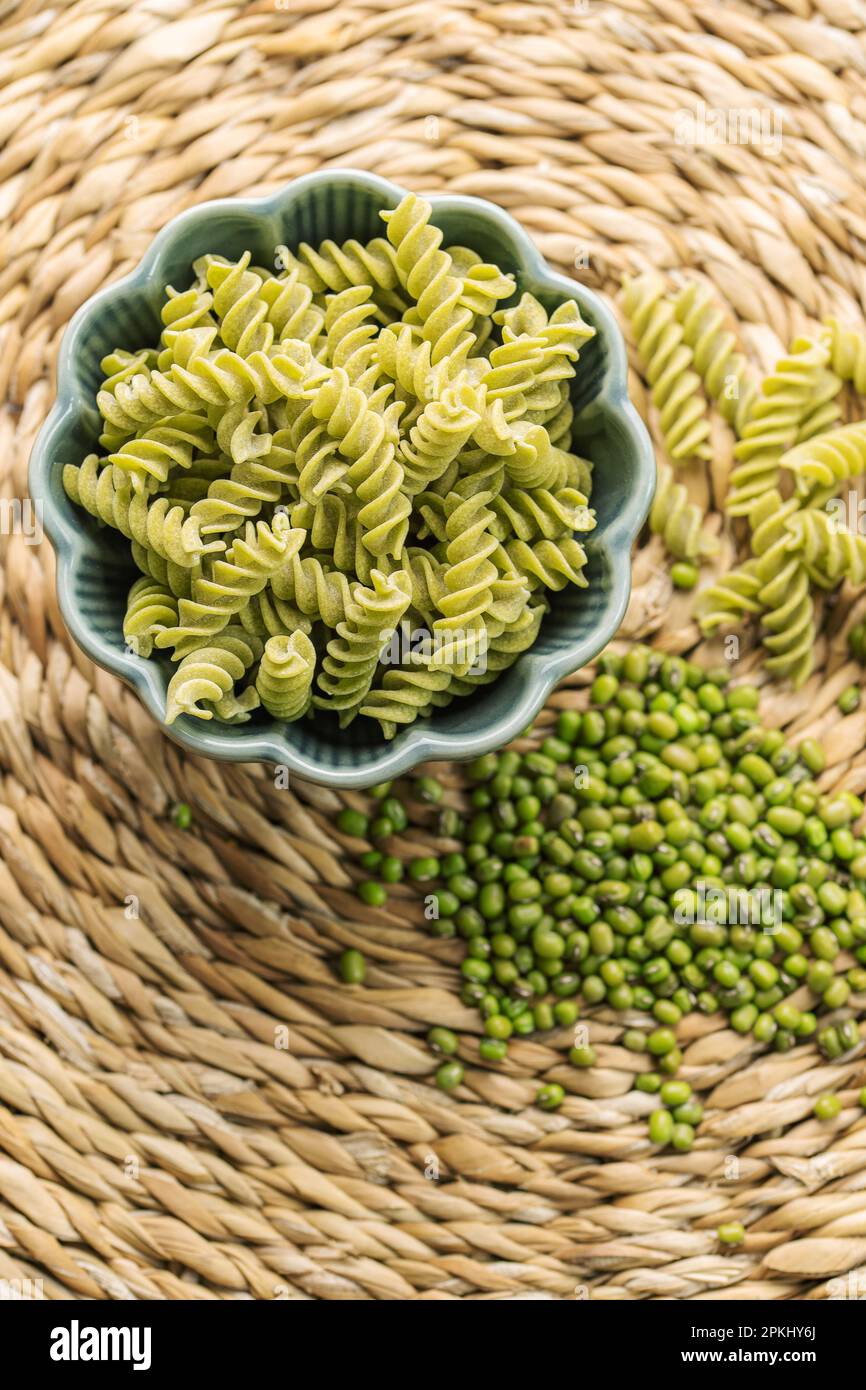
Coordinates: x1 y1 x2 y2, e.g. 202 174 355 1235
155 515 302 657
693 563 764 636
315 569 412 726
312 366 411 559
158 285 215 367
491 483 593 544
276 235 401 298
622 272 711 464
123 578 179 658
649 461 718 563
785 506 866 586
672 280 757 434
505 420 566 491
130 541 194 600
381 193 474 364
271 552 355 628
502 536 589 592
726 336 829 516
825 318 866 394
108 412 214 494
237 590 311 640
451 245 515 316
780 420 866 496
64 454 222 565
495 293 594 413
360 660 453 740
165 626 263 724
750 490 816 687
448 602 547 697
431 473 500 671
399 382 483 494
207 253 274 357
793 363 842 444
483 332 545 423
255 631 316 719
259 266 324 346
323 285 380 383
189 418 297 535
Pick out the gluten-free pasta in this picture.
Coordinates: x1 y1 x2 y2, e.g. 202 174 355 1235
63 192 598 736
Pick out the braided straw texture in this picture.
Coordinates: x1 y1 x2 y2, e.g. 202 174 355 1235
4 0 866 1302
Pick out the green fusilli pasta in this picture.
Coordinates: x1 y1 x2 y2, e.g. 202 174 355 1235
259 266 324 346
495 293 594 414
726 336 829 516
315 568 412 726
491 483 593 544
780 420 866 496
312 366 411 559
502 536 589 593
622 272 711 464
271 552 354 629
693 563 764 637
381 193 474 364
65 191 600 737
130 541 195 600
323 284 380 383
649 461 718 563
825 318 866 394
430 471 500 672
238 590 312 640
206 252 274 357
108 412 214 494
785 507 866 587
360 660 453 741
64 454 222 565
450 245 515 316
255 631 316 719
165 626 263 724
672 280 758 434
398 382 483 494
750 491 816 687
155 515 303 657
123 577 179 658
276 235 401 298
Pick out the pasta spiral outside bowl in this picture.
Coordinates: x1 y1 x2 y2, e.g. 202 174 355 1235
30 170 654 788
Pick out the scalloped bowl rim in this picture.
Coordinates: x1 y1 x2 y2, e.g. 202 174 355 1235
30 169 655 788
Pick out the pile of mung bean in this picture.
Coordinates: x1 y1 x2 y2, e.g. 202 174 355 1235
337 644 866 1147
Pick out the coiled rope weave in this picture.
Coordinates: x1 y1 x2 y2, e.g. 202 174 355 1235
2 0 866 1301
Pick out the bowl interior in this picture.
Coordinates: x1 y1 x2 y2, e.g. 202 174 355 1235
39 173 651 781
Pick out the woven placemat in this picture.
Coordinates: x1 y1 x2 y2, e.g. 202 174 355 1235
2 0 866 1302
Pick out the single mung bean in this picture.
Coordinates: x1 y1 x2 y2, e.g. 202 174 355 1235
536 1083 565 1110
339 949 366 984
436 1061 464 1090
648 1109 675 1144
718 1222 745 1245
428 1027 459 1055
814 1093 842 1120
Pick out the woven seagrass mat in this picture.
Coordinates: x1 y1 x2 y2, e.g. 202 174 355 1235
3 0 866 1303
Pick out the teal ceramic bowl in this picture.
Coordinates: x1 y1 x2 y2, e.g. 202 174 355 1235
29 170 654 788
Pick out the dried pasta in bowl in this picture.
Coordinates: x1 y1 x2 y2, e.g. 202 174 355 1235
61 192 599 739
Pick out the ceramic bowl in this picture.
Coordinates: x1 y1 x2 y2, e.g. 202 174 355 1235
29 170 654 788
